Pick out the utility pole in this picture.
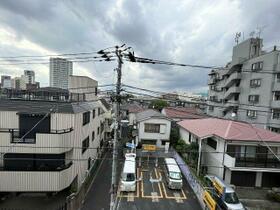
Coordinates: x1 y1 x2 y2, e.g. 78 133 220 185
110 46 122 210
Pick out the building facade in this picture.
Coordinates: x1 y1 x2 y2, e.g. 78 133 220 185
1 75 12 89
207 38 280 133
0 77 112 193
24 70 35 84
178 118 280 188
50 57 73 89
136 109 171 147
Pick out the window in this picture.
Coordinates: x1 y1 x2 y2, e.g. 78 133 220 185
251 62 263 71
144 123 160 133
250 79 261 87
247 110 257 118
273 91 280 101
98 108 103 116
83 111 90 126
97 126 100 135
101 122 104 133
248 95 259 103
272 109 280 119
209 106 214 112
276 73 280 83
92 109 96 119
210 85 217 91
206 138 217 150
82 137 89 154
209 96 217 102
92 131 95 141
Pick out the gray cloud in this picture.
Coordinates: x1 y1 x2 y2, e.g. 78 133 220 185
0 0 279 93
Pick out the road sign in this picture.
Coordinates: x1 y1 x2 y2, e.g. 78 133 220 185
126 142 135 149
142 144 156 151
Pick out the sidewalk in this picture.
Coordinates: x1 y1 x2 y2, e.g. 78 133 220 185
236 187 280 210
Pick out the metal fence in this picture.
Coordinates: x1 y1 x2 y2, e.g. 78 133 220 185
173 151 205 209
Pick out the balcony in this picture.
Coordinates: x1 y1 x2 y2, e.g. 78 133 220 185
224 153 280 169
224 86 240 100
224 72 241 88
0 163 75 192
271 100 280 108
0 128 73 154
208 77 219 85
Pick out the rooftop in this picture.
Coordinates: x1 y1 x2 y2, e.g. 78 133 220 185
162 107 206 120
178 118 280 142
0 98 99 114
136 109 170 122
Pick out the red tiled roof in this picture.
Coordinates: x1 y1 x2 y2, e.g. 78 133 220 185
163 107 206 119
178 118 280 142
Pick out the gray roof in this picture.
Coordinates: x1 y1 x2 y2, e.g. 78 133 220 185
136 109 170 122
0 99 99 114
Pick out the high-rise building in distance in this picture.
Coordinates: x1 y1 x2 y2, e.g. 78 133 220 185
49 57 73 89
1 75 12 89
24 70 35 84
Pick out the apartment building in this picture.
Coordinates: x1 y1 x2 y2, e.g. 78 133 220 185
50 57 73 89
178 118 280 188
207 38 280 133
1 75 12 89
0 77 111 194
24 70 35 84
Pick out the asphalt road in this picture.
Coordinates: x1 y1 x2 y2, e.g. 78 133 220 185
81 152 112 210
116 159 202 210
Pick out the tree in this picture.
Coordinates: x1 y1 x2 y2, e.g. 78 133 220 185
149 99 168 111
170 125 180 146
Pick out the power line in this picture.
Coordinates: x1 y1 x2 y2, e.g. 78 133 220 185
124 53 280 74
122 83 280 115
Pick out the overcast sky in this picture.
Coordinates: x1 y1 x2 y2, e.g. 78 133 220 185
0 0 279 93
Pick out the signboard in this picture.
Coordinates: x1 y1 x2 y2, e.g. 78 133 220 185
143 144 156 151
126 142 135 149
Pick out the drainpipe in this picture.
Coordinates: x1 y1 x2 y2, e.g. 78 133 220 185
197 138 203 176
222 140 227 179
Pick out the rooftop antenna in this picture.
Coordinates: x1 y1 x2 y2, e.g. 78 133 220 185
235 32 241 44
256 25 267 38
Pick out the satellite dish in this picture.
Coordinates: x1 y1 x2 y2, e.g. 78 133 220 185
231 112 237 118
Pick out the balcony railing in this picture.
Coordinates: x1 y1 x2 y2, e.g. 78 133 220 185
0 128 74 154
225 153 280 169
0 162 75 192
0 128 73 144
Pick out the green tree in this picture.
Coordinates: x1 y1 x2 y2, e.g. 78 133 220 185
170 126 180 146
149 99 168 111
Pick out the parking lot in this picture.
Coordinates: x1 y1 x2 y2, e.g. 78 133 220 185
116 158 201 210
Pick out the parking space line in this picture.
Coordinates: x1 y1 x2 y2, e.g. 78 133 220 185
141 170 163 199
158 171 187 200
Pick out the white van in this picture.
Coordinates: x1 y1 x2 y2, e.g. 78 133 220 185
163 158 183 190
120 153 136 192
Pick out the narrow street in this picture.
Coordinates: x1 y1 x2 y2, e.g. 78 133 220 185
81 152 112 210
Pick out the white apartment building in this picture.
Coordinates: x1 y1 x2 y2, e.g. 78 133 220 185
50 57 73 89
178 118 280 188
12 76 26 90
0 77 111 193
136 109 171 147
24 70 35 84
207 38 280 133
1 75 12 89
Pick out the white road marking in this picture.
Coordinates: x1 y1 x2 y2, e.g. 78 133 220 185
151 192 159 202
